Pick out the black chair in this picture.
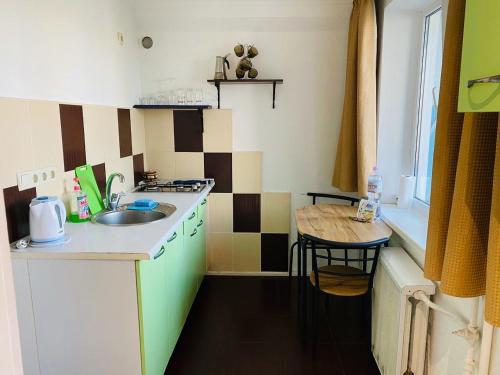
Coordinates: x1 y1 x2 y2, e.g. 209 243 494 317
288 192 360 279
308 239 382 354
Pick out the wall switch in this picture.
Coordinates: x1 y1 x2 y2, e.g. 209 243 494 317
17 171 39 191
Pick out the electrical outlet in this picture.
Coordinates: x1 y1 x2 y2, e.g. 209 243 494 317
17 167 57 191
117 32 124 46
39 167 57 183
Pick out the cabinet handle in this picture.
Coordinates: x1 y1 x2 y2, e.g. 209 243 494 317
167 232 177 243
153 245 165 259
468 74 500 88
188 212 196 220
190 228 198 237
197 219 204 227
201 199 207 205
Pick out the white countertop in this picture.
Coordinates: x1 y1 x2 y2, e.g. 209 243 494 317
10 184 213 261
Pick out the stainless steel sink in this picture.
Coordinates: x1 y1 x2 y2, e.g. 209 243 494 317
92 203 176 226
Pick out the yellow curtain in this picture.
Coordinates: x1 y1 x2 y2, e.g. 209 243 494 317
332 0 377 197
424 0 500 326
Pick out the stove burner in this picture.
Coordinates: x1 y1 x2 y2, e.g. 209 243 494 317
137 179 210 193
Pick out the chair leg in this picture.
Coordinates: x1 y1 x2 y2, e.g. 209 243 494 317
363 292 373 346
312 287 319 358
289 241 297 280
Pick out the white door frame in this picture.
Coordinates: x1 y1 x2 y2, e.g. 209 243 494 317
0 190 24 375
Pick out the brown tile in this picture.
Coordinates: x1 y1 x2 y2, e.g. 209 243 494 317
261 233 289 272
204 153 232 193
59 104 86 171
133 154 145 187
117 108 132 158
92 163 106 197
173 110 203 152
3 185 36 243
233 194 260 233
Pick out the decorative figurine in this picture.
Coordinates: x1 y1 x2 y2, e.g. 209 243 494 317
233 43 259 79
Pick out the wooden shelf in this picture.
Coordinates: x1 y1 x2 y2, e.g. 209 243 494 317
133 104 212 110
207 79 284 109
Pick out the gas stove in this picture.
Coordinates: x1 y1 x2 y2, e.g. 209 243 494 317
135 179 213 193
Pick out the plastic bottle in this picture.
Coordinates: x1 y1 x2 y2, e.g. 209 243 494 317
367 166 383 219
69 178 90 223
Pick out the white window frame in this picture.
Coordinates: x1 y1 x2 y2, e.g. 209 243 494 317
411 1 444 210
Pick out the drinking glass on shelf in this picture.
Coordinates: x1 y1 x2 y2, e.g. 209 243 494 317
156 94 166 105
177 89 186 105
168 90 176 105
195 89 204 104
139 97 147 105
148 96 156 105
186 88 194 105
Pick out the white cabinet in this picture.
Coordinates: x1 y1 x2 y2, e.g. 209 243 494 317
14 259 142 375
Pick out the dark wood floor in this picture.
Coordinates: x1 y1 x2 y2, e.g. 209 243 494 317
166 276 380 375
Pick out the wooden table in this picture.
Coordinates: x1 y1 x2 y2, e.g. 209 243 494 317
296 204 392 246
294 203 392 281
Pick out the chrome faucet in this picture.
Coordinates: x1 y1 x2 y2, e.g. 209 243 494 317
105 173 125 210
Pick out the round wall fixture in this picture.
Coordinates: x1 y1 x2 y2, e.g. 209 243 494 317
142 36 153 49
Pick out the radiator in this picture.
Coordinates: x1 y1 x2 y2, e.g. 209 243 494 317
372 247 436 375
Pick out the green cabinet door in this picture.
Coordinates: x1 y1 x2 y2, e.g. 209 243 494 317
195 210 206 289
136 245 170 375
164 230 182 358
183 222 198 313
459 0 500 112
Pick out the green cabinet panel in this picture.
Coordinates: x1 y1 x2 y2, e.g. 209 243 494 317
459 0 500 112
137 228 182 375
164 230 182 355
198 198 208 219
136 200 208 374
195 211 206 289
136 244 170 375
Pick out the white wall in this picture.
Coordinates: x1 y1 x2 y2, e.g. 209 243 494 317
0 0 142 107
136 0 353 242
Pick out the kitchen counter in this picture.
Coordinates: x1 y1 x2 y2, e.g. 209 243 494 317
10 183 213 260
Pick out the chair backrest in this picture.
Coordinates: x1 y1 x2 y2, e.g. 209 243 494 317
307 239 383 292
306 192 359 206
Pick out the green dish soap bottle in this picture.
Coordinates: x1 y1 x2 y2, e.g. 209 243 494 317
69 178 90 223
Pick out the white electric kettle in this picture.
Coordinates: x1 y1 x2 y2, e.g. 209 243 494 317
29 196 66 243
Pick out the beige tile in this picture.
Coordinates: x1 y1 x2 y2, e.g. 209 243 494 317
208 193 233 232
203 109 232 152
83 105 120 165
144 110 174 152
232 151 262 193
130 109 146 155
147 151 175 179
0 98 34 188
233 233 261 272
207 233 233 272
106 156 134 193
261 192 291 233
28 101 64 171
174 152 204 179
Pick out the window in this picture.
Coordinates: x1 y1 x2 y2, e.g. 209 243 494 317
414 8 443 204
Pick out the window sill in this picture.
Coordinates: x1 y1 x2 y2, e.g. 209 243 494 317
381 203 428 267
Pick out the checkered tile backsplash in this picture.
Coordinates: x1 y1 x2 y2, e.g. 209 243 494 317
144 109 291 273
